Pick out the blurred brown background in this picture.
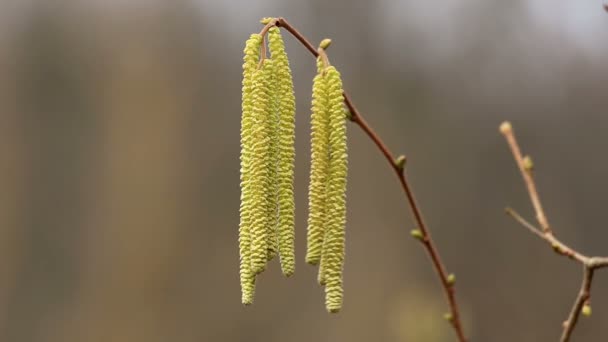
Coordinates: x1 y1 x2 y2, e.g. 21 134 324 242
1 0 607 341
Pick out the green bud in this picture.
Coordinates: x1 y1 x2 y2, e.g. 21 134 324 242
394 155 406 171
523 155 534 172
447 273 456 286
320 38 332 50
582 304 592 317
411 229 424 241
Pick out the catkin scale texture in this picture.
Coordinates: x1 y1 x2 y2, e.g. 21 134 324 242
239 26 348 313
239 33 262 305
268 27 296 276
266 58 280 262
306 58 331 267
248 59 275 275
321 66 348 313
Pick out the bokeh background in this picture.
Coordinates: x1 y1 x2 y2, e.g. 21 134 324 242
1 0 608 341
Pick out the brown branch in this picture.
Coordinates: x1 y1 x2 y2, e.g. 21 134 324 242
500 121 608 342
562 266 594 342
500 122 551 233
261 18 467 342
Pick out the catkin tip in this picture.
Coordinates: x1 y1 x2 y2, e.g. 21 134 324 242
306 258 320 266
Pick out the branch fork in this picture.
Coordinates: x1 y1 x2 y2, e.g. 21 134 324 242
500 121 608 342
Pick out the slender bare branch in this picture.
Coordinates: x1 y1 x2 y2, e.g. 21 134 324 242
260 18 468 342
500 122 551 233
504 207 546 240
561 266 594 342
500 121 608 341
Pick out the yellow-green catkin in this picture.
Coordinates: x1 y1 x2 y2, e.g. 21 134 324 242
321 66 348 313
266 57 279 263
306 57 330 267
249 58 274 275
268 27 296 276
239 33 262 305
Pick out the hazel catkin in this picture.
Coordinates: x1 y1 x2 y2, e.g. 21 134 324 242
266 58 280 263
321 66 348 313
268 27 296 276
306 57 331 267
248 58 274 275
239 33 262 304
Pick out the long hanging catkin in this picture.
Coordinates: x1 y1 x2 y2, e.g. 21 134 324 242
239 33 262 305
266 57 280 263
249 58 275 275
306 57 331 267
268 27 296 276
321 66 348 313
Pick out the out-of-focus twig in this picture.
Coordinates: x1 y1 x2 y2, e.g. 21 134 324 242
500 121 608 342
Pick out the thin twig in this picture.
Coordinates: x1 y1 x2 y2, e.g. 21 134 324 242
504 207 546 241
500 122 551 233
261 18 467 342
500 121 608 342
562 266 594 342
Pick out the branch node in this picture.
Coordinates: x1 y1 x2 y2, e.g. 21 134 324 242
444 312 454 322
552 242 562 254
502 121 608 341
346 110 354 121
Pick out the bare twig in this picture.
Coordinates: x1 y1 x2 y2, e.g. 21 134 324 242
562 266 594 342
258 18 467 342
500 122 551 233
500 121 608 342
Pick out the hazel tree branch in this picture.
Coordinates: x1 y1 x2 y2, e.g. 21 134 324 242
259 17 467 342
500 121 608 342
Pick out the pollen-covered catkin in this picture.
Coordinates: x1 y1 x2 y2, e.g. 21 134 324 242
321 66 348 313
249 58 274 275
266 58 279 262
306 57 330 267
268 27 296 276
239 33 262 304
